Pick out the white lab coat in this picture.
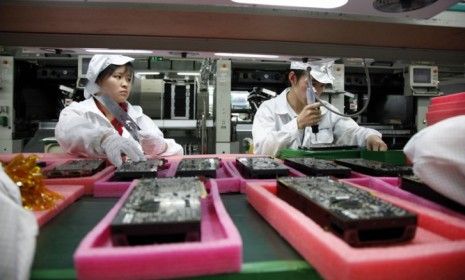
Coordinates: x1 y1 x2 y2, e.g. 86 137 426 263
55 98 183 158
0 165 38 280
252 88 382 156
403 115 465 206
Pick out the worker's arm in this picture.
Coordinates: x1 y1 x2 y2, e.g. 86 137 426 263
252 104 301 156
55 103 114 157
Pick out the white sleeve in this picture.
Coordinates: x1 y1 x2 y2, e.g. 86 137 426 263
0 165 38 280
403 116 465 206
137 114 184 157
55 104 113 157
252 104 301 156
331 109 382 147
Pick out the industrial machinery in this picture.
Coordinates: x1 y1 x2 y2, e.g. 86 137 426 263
0 56 18 152
215 60 235 154
404 65 440 130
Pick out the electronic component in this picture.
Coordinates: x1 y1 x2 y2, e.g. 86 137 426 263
284 158 351 178
236 157 289 179
335 158 412 176
401 175 465 214
175 158 221 178
299 144 359 151
44 159 106 178
113 159 164 181
111 177 205 246
277 176 417 247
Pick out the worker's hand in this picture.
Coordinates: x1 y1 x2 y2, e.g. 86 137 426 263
101 134 145 167
296 102 321 129
366 135 388 151
138 131 167 156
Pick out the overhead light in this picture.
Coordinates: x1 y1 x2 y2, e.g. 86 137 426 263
177 72 200 76
136 72 160 75
85 48 153 54
135 72 161 79
230 0 348 9
215 52 279 59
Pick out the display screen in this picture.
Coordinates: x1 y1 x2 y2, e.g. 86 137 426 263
413 68 431 84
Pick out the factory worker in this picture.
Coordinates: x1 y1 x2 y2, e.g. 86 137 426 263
404 115 465 206
252 60 387 156
55 54 183 167
0 164 38 280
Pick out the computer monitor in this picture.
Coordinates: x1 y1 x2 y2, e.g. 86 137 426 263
409 65 438 88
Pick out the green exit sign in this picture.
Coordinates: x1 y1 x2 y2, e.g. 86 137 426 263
151 56 164 62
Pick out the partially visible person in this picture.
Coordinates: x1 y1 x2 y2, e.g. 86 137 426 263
55 55 183 167
252 60 387 156
0 164 38 280
404 115 465 206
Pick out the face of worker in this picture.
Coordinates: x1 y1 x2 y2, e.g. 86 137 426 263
311 78 326 96
290 71 310 105
98 66 133 104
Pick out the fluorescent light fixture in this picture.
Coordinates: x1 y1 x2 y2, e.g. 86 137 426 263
215 52 279 59
85 48 153 54
177 72 200 76
135 72 160 79
136 72 160 75
231 0 348 9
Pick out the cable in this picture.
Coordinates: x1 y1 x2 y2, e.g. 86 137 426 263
313 58 371 118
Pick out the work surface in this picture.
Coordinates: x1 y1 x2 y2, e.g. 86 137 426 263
31 194 322 280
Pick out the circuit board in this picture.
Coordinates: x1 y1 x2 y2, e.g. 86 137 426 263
113 159 164 181
284 158 351 178
175 158 221 178
401 175 465 214
111 177 205 246
299 143 359 151
334 158 412 176
277 176 417 247
44 159 106 178
236 157 290 179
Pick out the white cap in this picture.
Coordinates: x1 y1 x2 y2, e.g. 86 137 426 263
290 61 311 71
308 60 335 84
84 54 135 99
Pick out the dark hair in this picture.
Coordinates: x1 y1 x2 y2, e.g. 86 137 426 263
286 69 309 86
96 62 134 84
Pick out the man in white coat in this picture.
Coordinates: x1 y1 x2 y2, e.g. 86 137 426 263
252 60 387 156
55 55 183 166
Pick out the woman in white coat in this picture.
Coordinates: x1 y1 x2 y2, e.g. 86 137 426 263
55 54 183 166
252 61 387 156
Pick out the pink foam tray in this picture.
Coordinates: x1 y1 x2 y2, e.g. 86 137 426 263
246 181 465 280
34 184 85 227
170 158 242 194
343 177 465 220
223 158 368 193
74 180 242 280
93 162 176 198
0 152 77 163
42 160 115 195
222 158 307 193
